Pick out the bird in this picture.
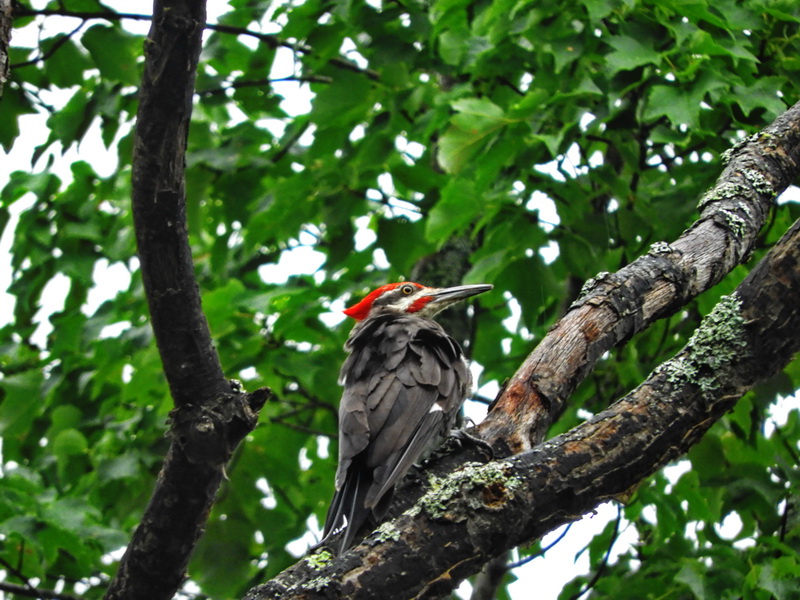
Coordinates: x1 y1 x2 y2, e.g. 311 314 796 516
322 281 493 553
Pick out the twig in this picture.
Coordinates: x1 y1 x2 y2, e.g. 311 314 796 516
568 506 621 600
11 6 380 80
197 75 333 96
0 581 82 600
10 20 84 69
504 523 573 570
0 556 35 594
270 417 331 437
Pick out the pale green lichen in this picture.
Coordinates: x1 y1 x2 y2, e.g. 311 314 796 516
373 520 401 543
304 548 334 570
740 168 776 200
719 208 747 237
577 271 611 301
697 181 748 211
736 201 754 219
305 576 332 592
658 294 747 395
720 135 755 165
686 294 747 367
649 241 673 255
408 461 523 520
720 147 736 165
721 132 778 165
662 356 699 384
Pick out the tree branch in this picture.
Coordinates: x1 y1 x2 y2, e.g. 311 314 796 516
478 99 800 455
0 0 11 97
247 102 800 599
9 20 85 69
11 5 379 80
567 507 621 600
103 2 269 599
0 581 82 600
247 212 800 600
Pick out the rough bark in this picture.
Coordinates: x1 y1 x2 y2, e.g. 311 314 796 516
0 0 11 98
104 2 269 599
477 101 800 455
381 101 800 526
247 214 800 600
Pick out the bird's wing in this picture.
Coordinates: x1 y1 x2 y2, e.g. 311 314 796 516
361 318 468 508
333 382 370 491
366 406 446 508
326 315 469 548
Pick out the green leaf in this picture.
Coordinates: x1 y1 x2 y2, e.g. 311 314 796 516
645 85 702 127
605 35 661 73
425 179 482 243
0 371 43 436
53 428 89 459
204 279 247 336
81 25 143 85
309 71 372 129
42 36 91 87
733 77 787 118
97 454 140 482
438 97 508 174
377 217 434 274
0 86 37 151
47 88 94 149
676 559 707 599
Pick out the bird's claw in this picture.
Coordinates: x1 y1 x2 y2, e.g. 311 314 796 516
447 429 495 460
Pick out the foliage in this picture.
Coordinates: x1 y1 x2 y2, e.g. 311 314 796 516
1 0 799 598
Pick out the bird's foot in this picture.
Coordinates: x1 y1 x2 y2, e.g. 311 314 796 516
447 429 494 461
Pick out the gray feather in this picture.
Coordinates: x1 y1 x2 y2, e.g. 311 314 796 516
323 313 471 552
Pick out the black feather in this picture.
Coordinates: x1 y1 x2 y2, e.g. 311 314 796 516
322 314 470 553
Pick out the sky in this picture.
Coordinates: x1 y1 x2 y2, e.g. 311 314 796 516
2 1 799 599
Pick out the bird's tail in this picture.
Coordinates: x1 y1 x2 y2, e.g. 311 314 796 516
321 458 372 554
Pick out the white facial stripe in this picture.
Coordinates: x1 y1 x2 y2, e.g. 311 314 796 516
399 296 417 311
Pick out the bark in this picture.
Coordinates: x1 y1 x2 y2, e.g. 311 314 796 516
0 0 11 98
104 2 269 599
249 102 800 599
247 215 800 600
478 101 800 455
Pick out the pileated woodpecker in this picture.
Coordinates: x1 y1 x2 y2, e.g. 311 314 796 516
322 281 493 553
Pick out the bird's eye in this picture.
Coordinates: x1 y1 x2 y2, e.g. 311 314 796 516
401 284 415 295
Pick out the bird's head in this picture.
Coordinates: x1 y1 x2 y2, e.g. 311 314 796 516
343 282 493 321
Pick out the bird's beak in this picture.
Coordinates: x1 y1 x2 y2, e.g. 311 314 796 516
428 283 493 305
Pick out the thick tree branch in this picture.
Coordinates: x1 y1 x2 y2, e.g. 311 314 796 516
104 2 269 599
478 100 800 455
248 212 800 600
374 102 800 531
249 102 800 599
128 0 220 406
